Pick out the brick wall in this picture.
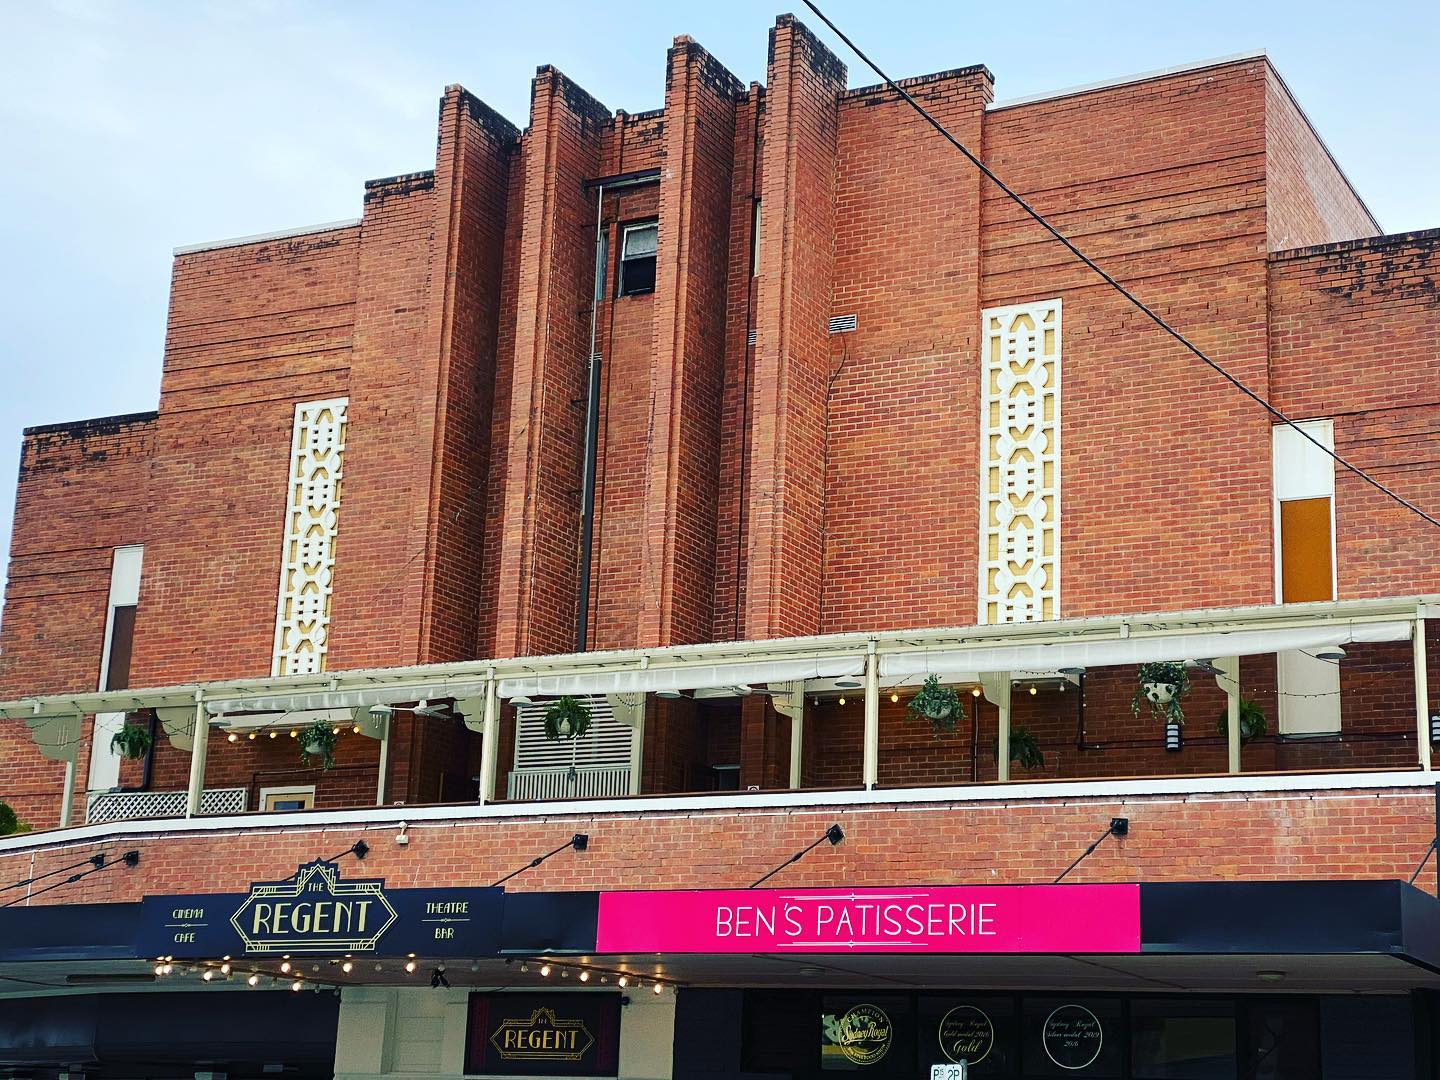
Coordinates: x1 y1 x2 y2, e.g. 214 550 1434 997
2 784 1434 902
0 414 154 828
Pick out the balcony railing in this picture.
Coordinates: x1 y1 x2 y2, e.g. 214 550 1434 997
86 787 248 825
507 765 632 801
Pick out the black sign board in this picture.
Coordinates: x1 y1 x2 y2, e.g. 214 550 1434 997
135 860 500 958
466 992 620 1077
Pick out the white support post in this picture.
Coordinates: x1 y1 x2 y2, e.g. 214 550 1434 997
1215 656 1241 775
788 694 804 790
184 693 208 818
1416 617 1431 772
59 760 76 828
982 672 1013 783
477 676 500 804
375 715 390 806
862 648 879 790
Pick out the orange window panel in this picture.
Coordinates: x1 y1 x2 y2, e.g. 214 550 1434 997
1280 497 1334 603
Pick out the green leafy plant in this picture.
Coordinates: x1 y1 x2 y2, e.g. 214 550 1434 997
544 696 593 741
0 801 19 836
1215 698 1268 742
993 725 1045 770
300 719 339 770
906 674 965 736
109 720 153 760
1132 661 1191 725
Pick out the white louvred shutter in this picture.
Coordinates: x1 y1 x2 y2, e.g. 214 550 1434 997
513 696 634 770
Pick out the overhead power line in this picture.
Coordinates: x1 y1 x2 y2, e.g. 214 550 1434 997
800 0 1440 533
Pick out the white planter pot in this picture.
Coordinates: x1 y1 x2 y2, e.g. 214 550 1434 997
1142 681 1177 706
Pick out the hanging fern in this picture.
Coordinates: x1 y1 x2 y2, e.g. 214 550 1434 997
1215 698 1268 742
300 719 338 771
110 721 153 761
1132 661 1191 725
544 696 593 741
906 674 965 736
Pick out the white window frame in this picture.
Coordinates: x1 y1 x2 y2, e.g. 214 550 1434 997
618 221 658 296
259 784 316 812
1271 418 1338 604
89 545 144 793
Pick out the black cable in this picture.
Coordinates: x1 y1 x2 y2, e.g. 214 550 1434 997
1054 821 1125 884
1408 836 1437 885
1 850 138 908
0 852 104 894
490 834 589 888
800 0 1440 533
750 824 845 888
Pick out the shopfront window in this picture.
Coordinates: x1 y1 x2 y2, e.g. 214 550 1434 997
1132 999 1236 1079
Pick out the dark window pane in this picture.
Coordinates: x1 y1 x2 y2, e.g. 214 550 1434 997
619 254 656 296
821 994 914 1076
918 995 1016 1076
1022 998 1123 1078
1132 999 1235 1079
1242 1000 1319 1080
1319 996 1414 1080
743 988 817 1074
104 606 137 691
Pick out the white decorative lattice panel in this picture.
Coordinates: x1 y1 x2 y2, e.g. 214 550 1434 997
980 299 1061 624
272 398 348 676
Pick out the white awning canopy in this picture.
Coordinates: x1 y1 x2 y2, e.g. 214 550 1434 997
880 620 1413 679
498 657 866 699
205 681 490 716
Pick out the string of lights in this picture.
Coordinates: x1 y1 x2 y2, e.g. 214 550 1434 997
800 0 1440 534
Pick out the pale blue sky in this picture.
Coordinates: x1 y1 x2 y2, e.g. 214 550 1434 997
1 0 1437 601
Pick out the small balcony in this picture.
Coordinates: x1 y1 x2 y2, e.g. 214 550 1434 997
2 595 1436 836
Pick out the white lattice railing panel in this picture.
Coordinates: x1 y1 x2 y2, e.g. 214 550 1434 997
85 787 248 825
507 765 632 801
272 398 348 677
513 697 635 771
981 299 1061 625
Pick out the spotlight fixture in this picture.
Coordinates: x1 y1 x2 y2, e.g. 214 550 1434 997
430 968 450 989
655 689 685 700
825 824 845 846
227 732 238 743
1165 720 1183 752
509 694 534 706
1315 646 1346 662
833 678 863 690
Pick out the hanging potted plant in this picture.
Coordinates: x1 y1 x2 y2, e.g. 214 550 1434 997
110 719 153 760
993 725 1045 770
544 696 593 741
300 718 338 770
907 674 965 736
1132 661 1191 725
1215 698 1268 742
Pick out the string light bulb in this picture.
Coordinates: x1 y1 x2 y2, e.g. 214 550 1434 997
280 961 292 974
617 975 629 988
837 696 846 706
1029 685 1038 696
579 970 590 982
889 692 899 704
226 732 238 743
653 982 664 995
220 962 231 975
203 969 215 981
154 963 165 976
291 979 303 992
540 964 552 977
290 729 299 738
520 963 529 974
332 726 342 735
971 686 982 698
162 963 173 975
247 974 260 987
247 732 257 741
341 960 353 974
404 960 417 974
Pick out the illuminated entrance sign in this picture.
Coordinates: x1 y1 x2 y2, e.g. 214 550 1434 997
596 884 1141 954
136 860 500 958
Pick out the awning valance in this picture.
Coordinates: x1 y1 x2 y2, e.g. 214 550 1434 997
205 681 490 716
498 657 866 699
880 620 1413 679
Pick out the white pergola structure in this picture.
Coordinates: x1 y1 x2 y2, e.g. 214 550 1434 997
3 595 1434 828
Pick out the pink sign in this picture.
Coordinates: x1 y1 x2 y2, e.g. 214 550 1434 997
596 884 1139 954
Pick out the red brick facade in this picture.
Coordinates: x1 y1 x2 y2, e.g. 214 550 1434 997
3 19 1437 849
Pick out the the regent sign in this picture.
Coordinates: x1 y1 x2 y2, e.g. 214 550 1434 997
467 993 620 1077
136 860 500 958
596 884 1140 954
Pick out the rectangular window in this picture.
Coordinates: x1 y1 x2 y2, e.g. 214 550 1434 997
618 220 658 296
260 785 315 812
594 230 608 302
1272 419 1340 735
89 545 144 793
